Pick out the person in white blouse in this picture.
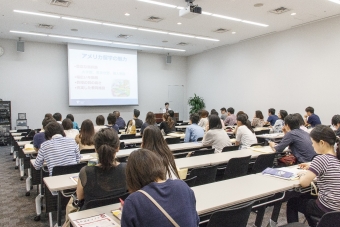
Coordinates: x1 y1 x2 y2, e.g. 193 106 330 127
62 118 79 139
235 114 258 149
162 102 171 113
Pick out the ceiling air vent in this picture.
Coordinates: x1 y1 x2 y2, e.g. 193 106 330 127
213 28 229 33
177 42 189 46
146 16 163 22
117 34 132 39
50 0 71 7
269 7 290 14
37 24 54 29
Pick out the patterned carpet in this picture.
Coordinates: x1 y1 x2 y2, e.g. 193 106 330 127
0 145 306 227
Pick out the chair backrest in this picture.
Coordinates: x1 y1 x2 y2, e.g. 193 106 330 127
255 130 263 135
173 153 188 159
222 145 240 152
261 129 270 134
191 148 215 157
181 122 189 125
197 137 203 142
250 143 264 147
20 136 33 141
119 134 136 140
183 176 197 187
189 165 217 186
317 211 340 227
177 120 184 124
251 153 276 174
165 137 180 144
80 148 95 154
17 129 31 133
207 201 254 227
223 156 251 180
83 192 130 210
52 163 87 176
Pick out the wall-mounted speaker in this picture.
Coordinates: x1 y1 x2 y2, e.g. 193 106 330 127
166 54 171 64
17 41 25 52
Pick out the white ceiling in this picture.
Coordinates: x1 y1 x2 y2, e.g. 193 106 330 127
1 0 340 56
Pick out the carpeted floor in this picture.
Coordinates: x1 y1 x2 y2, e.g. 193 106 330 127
0 145 307 227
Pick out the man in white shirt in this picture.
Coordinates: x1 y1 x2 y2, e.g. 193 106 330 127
162 102 171 113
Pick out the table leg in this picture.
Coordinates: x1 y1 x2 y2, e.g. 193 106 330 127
19 158 24 180
254 206 266 227
57 191 62 227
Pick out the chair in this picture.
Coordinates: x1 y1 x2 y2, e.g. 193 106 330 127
206 201 254 227
177 120 184 124
197 137 203 142
279 211 340 227
261 129 270 134
119 134 136 140
83 192 130 210
120 142 125 149
20 136 33 141
181 122 189 125
217 156 251 181
250 143 264 147
190 148 215 157
80 148 95 154
165 137 180 144
173 153 188 159
183 176 197 187
17 129 31 133
187 165 217 186
250 153 276 174
222 145 239 152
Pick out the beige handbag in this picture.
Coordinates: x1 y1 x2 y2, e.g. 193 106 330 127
138 190 180 227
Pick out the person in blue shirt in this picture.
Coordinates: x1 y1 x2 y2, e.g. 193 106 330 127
265 108 278 126
114 111 126 129
66 114 79 130
304 106 321 128
184 113 205 142
121 149 199 227
106 113 119 133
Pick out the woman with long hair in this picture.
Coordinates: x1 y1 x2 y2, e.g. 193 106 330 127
140 111 157 135
235 114 257 149
272 110 288 133
121 149 199 227
159 113 175 135
286 125 340 226
251 110 265 127
75 119 95 151
202 114 232 153
142 125 179 179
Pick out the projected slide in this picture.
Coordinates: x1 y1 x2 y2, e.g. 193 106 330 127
68 44 138 106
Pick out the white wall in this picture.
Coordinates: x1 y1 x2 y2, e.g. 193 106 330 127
0 39 187 129
187 16 340 123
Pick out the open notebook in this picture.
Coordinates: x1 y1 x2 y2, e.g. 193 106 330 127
262 167 301 180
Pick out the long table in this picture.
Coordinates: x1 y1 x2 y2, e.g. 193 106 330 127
68 174 301 227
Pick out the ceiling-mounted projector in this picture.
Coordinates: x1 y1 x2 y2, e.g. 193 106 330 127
179 0 202 19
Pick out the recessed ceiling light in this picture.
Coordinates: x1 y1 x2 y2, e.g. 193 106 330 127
62 17 102 24
125 13 130 16
177 22 182 25
329 0 340 4
291 13 296 16
82 38 112 43
137 0 177 8
138 28 168 34
103 23 137 30
232 32 236 34
13 10 60 18
254 3 264 7
10 30 47 36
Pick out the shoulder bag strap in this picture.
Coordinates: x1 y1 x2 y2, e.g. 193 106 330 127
138 190 180 227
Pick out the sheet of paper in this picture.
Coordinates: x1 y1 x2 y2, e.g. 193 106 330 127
73 213 118 227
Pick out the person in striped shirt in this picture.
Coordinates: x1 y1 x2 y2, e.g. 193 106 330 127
34 121 81 176
286 125 340 227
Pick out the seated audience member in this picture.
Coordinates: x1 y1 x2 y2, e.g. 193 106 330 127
121 149 199 227
66 114 79 130
62 118 79 139
294 113 309 132
235 114 257 149
76 128 127 210
304 106 322 128
94 115 107 133
224 107 237 126
220 107 227 121
126 109 143 133
272 110 288 133
210 109 226 129
331 114 340 136
33 117 56 151
264 108 278 126
45 113 53 119
114 111 126 129
184 113 205 142
106 113 119 133
269 114 316 163
162 102 171 113
53 112 62 124
251 110 265 127
198 110 209 129
34 122 80 176
75 119 95 151
142 125 179 179
140 112 157 135
286 125 340 227
159 113 175 135
202 114 232 153
168 110 177 125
